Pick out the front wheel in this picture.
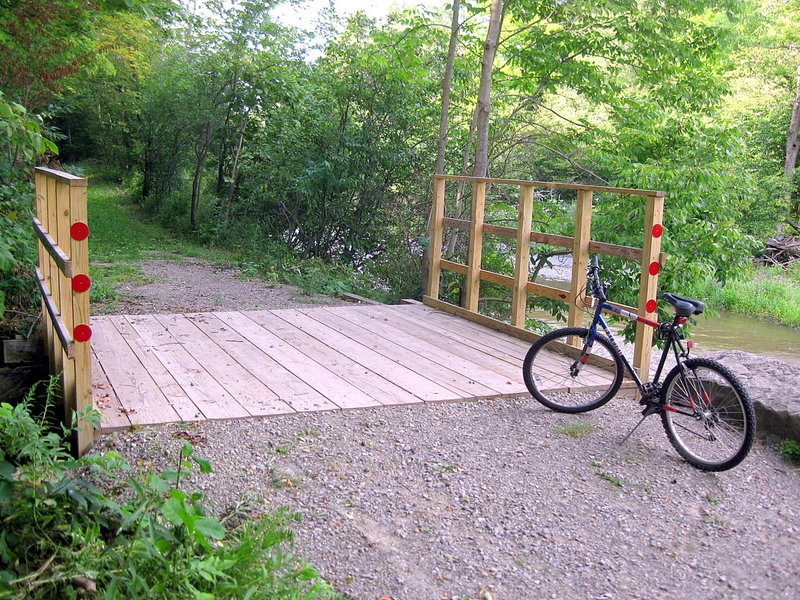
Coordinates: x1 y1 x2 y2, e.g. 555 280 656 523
660 358 755 471
522 327 623 413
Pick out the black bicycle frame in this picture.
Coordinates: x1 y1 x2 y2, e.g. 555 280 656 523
585 297 688 391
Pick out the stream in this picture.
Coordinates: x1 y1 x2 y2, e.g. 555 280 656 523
531 258 800 367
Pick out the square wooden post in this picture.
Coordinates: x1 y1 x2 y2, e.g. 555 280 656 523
46 176 64 386
69 180 94 453
55 181 76 429
426 176 446 299
633 193 665 378
464 181 487 312
34 173 54 375
567 190 593 335
512 185 534 327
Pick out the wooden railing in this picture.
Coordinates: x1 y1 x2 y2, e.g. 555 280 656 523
425 175 666 377
34 167 94 455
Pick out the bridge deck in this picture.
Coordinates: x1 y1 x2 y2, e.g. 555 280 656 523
91 303 588 430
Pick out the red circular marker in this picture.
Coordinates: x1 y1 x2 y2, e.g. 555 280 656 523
70 222 90 241
73 324 92 343
646 299 658 313
649 261 660 276
71 274 91 293
652 224 663 238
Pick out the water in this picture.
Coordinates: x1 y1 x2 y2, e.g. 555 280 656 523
528 255 800 366
693 311 799 365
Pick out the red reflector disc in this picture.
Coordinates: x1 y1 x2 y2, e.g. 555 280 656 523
70 222 90 241
71 274 91 293
74 324 92 343
649 261 660 276
686 340 695 349
646 299 657 313
652 224 663 238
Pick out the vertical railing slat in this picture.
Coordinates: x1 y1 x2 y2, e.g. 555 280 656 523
464 181 486 312
69 181 94 453
45 176 62 381
427 176 446 299
511 185 534 327
634 194 665 377
34 173 54 375
567 190 593 335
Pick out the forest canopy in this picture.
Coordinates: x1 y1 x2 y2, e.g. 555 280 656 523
2 0 799 321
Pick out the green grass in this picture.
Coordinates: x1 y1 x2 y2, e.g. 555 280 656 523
691 264 800 327
88 182 234 263
552 422 597 438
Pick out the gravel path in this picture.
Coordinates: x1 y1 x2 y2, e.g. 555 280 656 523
94 256 800 600
95 254 349 314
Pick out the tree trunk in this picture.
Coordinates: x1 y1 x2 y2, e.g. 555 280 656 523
225 129 245 220
472 0 504 178
423 0 462 298
786 62 800 220
434 0 460 176
191 125 214 229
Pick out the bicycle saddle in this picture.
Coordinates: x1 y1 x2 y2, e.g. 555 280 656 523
661 292 705 317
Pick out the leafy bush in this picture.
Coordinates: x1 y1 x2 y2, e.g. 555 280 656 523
0 91 55 334
778 439 800 464
0 380 342 600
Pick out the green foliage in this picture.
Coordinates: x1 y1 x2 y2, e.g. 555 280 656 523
778 439 800 464
694 264 800 327
0 90 57 332
0 379 341 600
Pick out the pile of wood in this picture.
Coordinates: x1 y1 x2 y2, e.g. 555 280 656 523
759 233 800 266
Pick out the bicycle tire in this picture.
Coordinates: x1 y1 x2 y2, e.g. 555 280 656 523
522 327 624 413
660 358 755 471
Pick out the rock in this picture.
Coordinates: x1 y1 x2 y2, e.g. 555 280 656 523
707 350 800 441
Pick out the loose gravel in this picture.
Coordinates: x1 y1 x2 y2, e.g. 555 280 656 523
94 256 800 600
96 399 800 600
95 255 349 314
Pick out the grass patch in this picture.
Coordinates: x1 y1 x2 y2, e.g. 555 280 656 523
90 263 153 307
552 422 597 438
88 182 235 264
694 265 800 327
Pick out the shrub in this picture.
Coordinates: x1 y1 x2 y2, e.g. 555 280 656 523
0 379 341 600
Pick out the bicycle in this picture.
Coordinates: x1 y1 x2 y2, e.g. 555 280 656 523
522 256 756 471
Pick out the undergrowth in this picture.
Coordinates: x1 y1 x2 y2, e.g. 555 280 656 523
88 180 395 303
0 379 341 600
688 264 800 327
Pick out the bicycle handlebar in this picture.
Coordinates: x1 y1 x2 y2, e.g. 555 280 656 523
587 255 607 301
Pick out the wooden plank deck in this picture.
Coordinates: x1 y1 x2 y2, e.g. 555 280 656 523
90 303 616 430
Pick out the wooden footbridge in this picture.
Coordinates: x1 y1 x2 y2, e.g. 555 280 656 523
33 168 664 455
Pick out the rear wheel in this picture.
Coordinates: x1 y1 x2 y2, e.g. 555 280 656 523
522 327 623 413
660 358 755 471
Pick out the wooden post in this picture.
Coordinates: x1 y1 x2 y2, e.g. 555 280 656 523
34 173 54 376
427 176 446 299
567 190 593 336
634 193 665 378
512 185 534 327
45 176 63 385
56 181 76 428
69 179 94 453
464 181 487 312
